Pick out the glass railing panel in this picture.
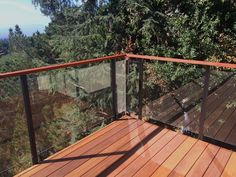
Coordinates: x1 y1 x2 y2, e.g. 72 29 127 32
28 61 114 160
203 68 236 146
116 60 126 114
0 77 32 176
126 59 139 116
142 60 205 135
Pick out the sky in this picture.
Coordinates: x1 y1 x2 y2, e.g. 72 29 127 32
0 0 51 39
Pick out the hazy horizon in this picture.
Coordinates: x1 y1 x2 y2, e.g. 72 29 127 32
0 0 50 39
0 24 48 39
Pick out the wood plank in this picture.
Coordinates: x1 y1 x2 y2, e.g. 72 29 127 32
81 125 167 177
203 148 232 177
152 81 202 123
29 119 139 177
151 137 197 177
144 93 176 114
186 144 220 177
15 116 236 177
54 121 153 176
67 126 169 177
186 83 235 133
16 117 129 177
174 78 234 131
171 104 197 127
110 130 177 177
106 129 169 176
148 72 232 124
205 105 236 138
132 133 187 177
215 110 236 142
205 79 236 142
221 153 236 177
172 77 234 128
202 88 236 130
156 102 182 123
168 140 208 177
207 71 233 90
143 77 202 123
225 121 236 145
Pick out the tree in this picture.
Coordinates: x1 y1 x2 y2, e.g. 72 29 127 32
32 0 235 62
0 39 9 56
30 31 57 64
8 28 15 53
8 25 29 53
32 0 77 17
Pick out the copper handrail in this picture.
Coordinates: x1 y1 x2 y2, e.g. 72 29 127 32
0 54 126 79
0 53 235 79
126 54 236 69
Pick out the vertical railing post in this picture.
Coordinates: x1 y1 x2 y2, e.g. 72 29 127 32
111 60 118 120
75 70 80 98
138 59 144 119
199 66 210 139
125 57 129 114
20 75 38 164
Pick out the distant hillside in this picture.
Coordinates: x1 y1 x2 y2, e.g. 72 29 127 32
0 24 46 39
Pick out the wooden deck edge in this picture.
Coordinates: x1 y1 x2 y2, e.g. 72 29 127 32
15 115 136 176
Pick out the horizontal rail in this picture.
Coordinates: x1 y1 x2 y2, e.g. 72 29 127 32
1 53 235 79
0 54 126 79
127 54 236 69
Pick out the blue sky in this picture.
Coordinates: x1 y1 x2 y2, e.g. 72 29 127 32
0 0 51 38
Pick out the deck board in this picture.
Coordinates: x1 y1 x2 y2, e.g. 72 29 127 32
59 122 154 177
16 117 236 177
168 140 208 177
32 119 140 177
132 134 187 177
221 153 236 177
146 74 236 147
67 127 168 176
174 77 233 128
15 117 129 176
215 110 236 142
205 105 236 138
203 148 232 177
185 144 220 177
150 137 197 177
111 130 177 177
170 77 232 127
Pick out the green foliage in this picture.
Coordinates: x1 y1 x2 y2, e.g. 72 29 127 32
0 53 31 100
150 62 203 91
0 39 9 56
0 52 46 100
0 103 31 176
28 0 236 63
32 0 77 16
126 63 139 111
36 98 107 157
8 25 29 54
30 32 57 64
0 52 33 72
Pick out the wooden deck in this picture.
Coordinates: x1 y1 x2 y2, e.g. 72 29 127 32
144 73 236 146
16 116 236 177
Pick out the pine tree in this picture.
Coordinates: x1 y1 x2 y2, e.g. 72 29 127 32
8 28 15 53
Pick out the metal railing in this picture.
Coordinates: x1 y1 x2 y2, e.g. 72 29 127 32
126 54 236 150
0 54 125 171
0 53 235 174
